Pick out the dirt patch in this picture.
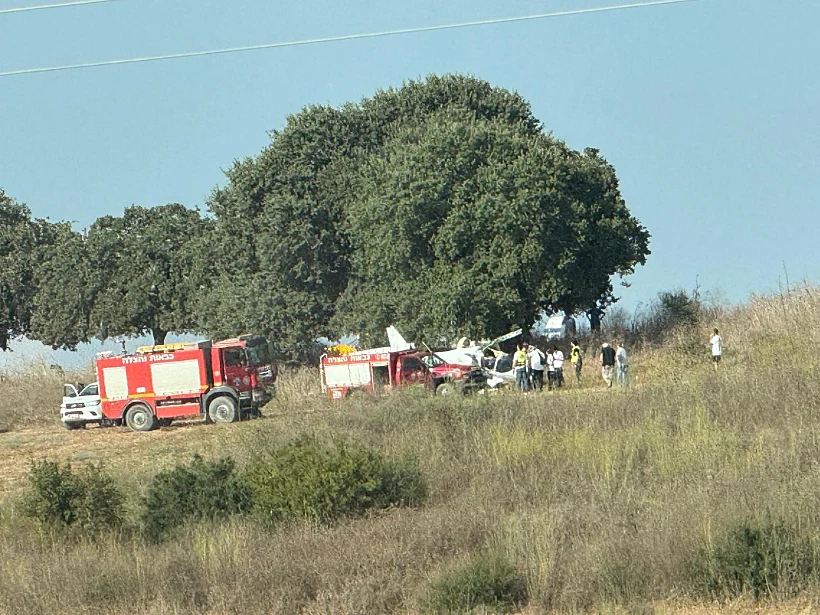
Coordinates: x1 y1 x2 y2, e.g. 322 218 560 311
0 418 246 496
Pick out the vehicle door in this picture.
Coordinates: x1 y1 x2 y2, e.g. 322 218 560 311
61 384 85 411
79 383 99 397
398 355 428 387
222 347 252 392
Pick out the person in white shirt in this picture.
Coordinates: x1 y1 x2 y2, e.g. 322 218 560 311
710 328 722 368
528 345 546 391
552 347 565 388
615 342 628 387
546 350 556 390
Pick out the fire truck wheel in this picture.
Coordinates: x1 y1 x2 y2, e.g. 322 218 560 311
125 404 156 432
208 396 238 424
435 382 458 397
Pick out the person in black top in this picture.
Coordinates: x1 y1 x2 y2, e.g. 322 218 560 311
600 342 616 388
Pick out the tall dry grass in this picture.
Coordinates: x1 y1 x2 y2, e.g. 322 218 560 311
0 363 92 430
1 287 820 613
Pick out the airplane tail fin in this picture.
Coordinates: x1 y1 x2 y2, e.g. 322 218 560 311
386 326 413 351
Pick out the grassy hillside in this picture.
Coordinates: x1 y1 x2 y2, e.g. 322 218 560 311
1 287 820 614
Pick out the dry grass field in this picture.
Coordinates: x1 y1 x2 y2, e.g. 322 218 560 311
2 286 820 614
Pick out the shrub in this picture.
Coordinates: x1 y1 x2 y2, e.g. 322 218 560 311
656 289 701 329
141 455 251 541
22 460 124 538
424 553 528 614
244 435 425 525
700 519 814 599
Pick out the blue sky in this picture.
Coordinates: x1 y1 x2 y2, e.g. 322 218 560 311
1 0 818 365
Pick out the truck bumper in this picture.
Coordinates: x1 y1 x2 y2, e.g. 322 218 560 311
60 407 103 425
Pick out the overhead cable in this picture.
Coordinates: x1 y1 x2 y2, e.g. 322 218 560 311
0 0 123 15
0 0 705 78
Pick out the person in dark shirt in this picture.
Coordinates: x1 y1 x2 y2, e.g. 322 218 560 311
600 342 616 388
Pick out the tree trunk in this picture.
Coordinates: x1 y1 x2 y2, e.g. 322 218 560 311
152 328 168 346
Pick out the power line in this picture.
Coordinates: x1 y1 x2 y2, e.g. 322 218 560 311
0 0 705 78
0 0 123 15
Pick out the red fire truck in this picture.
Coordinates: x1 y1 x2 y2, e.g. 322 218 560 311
320 347 486 399
84 336 277 431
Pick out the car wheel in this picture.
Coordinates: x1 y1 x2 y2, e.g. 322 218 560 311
63 421 85 430
125 404 156 432
435 382 457 397
208 396 237 424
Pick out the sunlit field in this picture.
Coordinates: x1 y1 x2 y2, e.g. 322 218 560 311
1 287 820 614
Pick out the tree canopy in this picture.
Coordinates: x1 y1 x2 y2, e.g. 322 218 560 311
202 75 649 351
31 204 209 348
0 190 69 350
3 74 651 358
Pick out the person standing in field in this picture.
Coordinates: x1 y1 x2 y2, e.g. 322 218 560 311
570 339 583 385
546 347 556 390
616 341 629 387
552 346 565 388
513 343 530 392
710 328 722 368
601 342 616 388
528 344 546 392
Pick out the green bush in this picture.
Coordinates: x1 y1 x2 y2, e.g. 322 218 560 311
23 460 124 538
244 435 425 525
424 553 528 614
701 519 814 599
141 455 251 541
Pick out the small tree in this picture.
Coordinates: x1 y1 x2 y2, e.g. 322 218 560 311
657 289 701 329
244 435 425 526
424 553 528 614
141 455 251 541
23 460 124 538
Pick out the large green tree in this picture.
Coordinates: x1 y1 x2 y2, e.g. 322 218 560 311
199 75 552 357
335 109 649 344
202 75 649 354
31 204 209 348
0 189 69 350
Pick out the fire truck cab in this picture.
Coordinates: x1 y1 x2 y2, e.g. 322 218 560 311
93 336 277 432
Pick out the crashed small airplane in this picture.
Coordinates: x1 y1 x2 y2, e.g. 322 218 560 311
424 329 523 390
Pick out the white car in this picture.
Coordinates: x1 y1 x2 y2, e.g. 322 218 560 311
60 382 102 430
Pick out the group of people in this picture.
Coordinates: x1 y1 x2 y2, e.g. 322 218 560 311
507 326 724 393
512 340 584 392
512 338 628 392
599 341 629 388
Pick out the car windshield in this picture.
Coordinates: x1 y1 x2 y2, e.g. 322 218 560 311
224 349 246 367
421 354 445 368
246 342 272 366
80 384 99 396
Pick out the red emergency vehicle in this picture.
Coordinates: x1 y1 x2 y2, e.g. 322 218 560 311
320 347 486 399
91 335 277 431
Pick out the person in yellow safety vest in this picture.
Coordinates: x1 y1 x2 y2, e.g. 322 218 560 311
513 342 530 392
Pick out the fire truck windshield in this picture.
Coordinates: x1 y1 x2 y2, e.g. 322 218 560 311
246 343 272 366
